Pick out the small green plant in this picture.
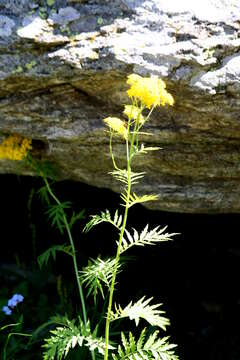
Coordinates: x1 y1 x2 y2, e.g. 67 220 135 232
1 295 31 360
25 157 97 359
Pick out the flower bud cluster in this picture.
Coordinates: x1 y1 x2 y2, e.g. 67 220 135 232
103 73 174 139
0 134 32 160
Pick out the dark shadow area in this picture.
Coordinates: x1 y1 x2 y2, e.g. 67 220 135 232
0 174 240 360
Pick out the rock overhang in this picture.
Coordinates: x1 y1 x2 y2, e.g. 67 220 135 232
0 0 240 213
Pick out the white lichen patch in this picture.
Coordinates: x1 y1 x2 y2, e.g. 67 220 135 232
190 52 240 93
17 17 69 45
154 0 239 22
0 16 15 37
17 17 51 39
50 7 80 25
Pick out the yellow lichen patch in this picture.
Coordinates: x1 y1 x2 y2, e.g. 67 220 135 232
123 105 145 124
104 117 128 140
88 50 99 60
25 61 37 70
0 134 32 161
127 74 174 109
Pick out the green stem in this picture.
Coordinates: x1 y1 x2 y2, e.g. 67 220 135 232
3 332 31 360
26 155 96 360
43 177 96 360
104 194 130 360
109 132 118 170
104 122 137 360
43 177 88 326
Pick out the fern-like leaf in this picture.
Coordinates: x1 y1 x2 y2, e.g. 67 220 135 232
42 317 114 360
80 257 121 303
112 328 179 360
83 209 123 232
120 191 158 208
110 297 170 330
38 244 72 269
38 185 50 205
27 155 56 181
133 144 161 156
69 209 85 229
46 201 72 234
118 225 178 254
43 327 84 360
42 318 85 360
110 169 145 185
31 315 71 341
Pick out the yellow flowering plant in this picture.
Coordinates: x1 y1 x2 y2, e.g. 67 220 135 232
0 75 179 360
83 73 179 360
32 74 178 360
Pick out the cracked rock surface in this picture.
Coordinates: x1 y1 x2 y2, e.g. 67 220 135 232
0 0 240 213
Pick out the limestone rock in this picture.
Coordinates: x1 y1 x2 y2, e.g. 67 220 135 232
0 0 240 213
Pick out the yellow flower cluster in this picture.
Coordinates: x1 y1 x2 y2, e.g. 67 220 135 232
127 74 174 108
0 134 32 161
104 117 128 140
123 105 145 124
103 74 174 138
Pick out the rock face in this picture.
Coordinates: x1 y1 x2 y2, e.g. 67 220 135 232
0 0 240 213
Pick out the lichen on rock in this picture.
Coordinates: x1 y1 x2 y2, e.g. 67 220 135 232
50 6 80 25
0 15 15 37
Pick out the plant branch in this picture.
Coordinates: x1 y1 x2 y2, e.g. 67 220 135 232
43 177 88 326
